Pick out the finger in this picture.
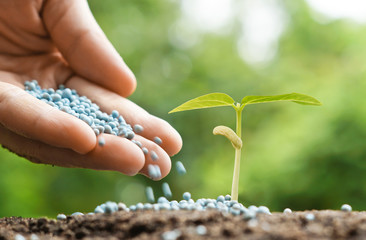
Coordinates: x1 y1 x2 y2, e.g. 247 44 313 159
0 125 145 176
67 77 183 156
0 82 96 154
133 135 171 179
42 0 136 97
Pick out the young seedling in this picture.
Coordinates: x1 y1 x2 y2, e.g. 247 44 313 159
169 92 321 201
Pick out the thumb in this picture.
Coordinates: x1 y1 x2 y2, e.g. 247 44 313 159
42 0 136 97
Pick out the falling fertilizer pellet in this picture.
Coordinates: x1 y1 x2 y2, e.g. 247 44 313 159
162 182 172 199
148 164 161 179
154 165 162 178
145 186 155 203
175 161 186 175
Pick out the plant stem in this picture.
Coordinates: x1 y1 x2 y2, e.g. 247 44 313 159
231 105 242 201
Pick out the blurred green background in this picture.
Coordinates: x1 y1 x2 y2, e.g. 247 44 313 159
1 0 366 218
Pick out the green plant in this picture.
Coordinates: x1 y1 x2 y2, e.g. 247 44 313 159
169 93 321 201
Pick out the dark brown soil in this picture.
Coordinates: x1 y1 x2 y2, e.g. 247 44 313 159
1 209 365 239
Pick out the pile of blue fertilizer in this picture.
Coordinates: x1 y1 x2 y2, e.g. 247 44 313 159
60 193 272 221
24 80 135 139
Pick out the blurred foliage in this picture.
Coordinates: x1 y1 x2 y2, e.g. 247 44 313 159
1 0 366 217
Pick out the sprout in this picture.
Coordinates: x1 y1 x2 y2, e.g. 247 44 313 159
170 92 321 201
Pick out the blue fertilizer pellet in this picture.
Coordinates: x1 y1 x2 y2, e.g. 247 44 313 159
150 151 158 161
217 195 225 203
183 192 191 201
104 125 112 134
148 164 161 179
71 212 84 216
248 205 258 212
196 225 207 235
118 202 128 211
133 124 144 133
148 165 156 179
154 165 162 178
136 202 144 210
142 147 149 154
158 196 169 204
225 194 231 201
98 137 105 147
341 204 352 212
159 202 171 210
257 206 271 215
105 201 118 213
175 161 186 175
243 210 256 220
305 213 315 221
93 128 100 136
144 203 153 210
14 234 26 240
132 140 142 148
30 234 40 240
283 208 292 214
111 110 119 118
56 213 67 220
94 206 104 213
145 186 155 203
153 136 162 145
129 205 137 211
127 132 135 140
161 229 181 240
51 93 62 102
162 182 172 199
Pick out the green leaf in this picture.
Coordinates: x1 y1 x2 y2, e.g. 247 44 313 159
169 93 235 113
241 93 322 106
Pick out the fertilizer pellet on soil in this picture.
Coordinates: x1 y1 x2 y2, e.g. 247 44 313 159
306 213 315 221
56 214 66 220
341 204 352 212
283 208 292 214
65 193 272 221
183 192 191 201
15 234 26 240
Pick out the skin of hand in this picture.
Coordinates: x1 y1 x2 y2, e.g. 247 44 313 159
0 0 182 179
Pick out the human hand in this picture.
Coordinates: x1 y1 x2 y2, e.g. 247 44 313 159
0 0 182 179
